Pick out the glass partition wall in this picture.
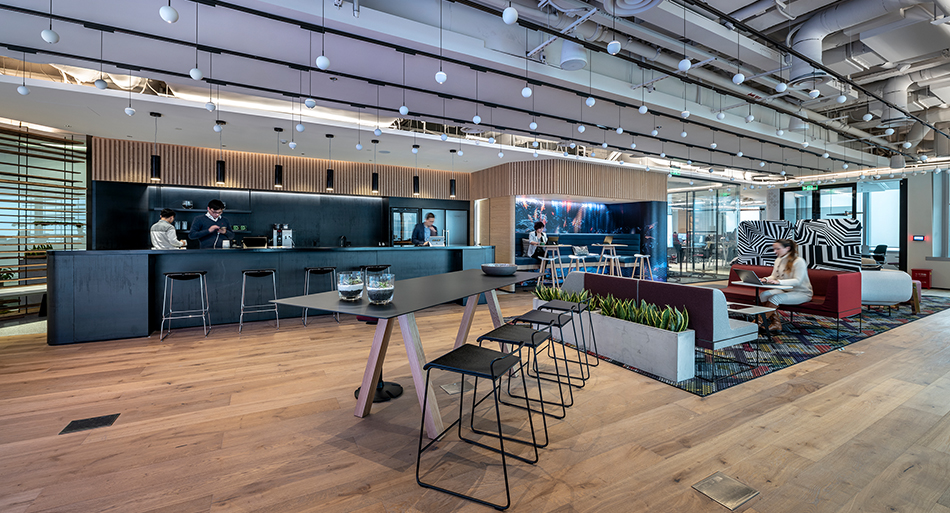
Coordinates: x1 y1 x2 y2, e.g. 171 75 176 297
667 184 745 283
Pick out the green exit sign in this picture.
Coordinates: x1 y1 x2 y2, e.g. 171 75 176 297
802 185 817 191
670 170 682 176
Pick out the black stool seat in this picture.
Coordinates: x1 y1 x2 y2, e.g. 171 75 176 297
425 344 521 380
360 264 391 272
538 299 587 313
514 309 572 328
305 266 336 274
478 324 550 349
164 271 207 280
243 268 276 278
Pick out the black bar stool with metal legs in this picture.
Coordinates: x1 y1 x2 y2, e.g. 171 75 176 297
416 343 537 511
302 266 339 325
239 268 278 333
537 298 599 369
511 309 585 397
160 271 210 341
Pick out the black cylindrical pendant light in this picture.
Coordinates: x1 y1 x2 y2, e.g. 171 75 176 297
449 178 456 198
371 172 379 193
325 133 335 192
326 168 334 191
413 175 420 196
150 155 161 182
274 164 283 188
215 160 226 185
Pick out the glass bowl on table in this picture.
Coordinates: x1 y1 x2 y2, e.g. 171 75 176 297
338 271 364 301
367 273 395 305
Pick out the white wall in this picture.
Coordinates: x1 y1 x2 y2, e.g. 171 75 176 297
906 173 950 288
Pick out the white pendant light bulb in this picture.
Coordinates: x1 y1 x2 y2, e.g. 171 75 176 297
17 85 29 96
577 125 586 133
355 143 363 150
639 105 648 115
488 137 496 144
399 105 409 116
94 78 107 90
681 131 688 138
522 86 532 98
681 110 690 118
733 73 745 85
842 163 849 169
457 150 463 156
125 107 135 116
602 142 608 148
611 127 621 136
716 112 725 120
498 150 504 158
591 152 596 157
607 40 621 55
776 129 784 136
759 161 766 167
213 123 223 133
710 143 717 149
532 141 539 148
41 29 59 44
586 96 596 107
660 152 666 158
836 94 847 104
745 114 754 123
440 133 448 141
159 4 179 23
316 55 330 70
922 155 929 161
780 170 786 176
801 141 809 148
678 59 691 72
288 141 297 149
686 160 692 165
205 101 216 112
822 152 830 158
775 82 787 93
862 113 873 122
502 6 519 24
563 151 569 157
434 70 447 84
651 129 658 136
885 128 895 135
736 151 743 157
472 115 481 124
296 123 305 133
529 121 538 130
189 67 203 81
808 89 820 98
569 143 576 149
630 142 637 149
374 128 382 136
305 98 317 109
411 146 418 154
533 151 539 157
902 141 912 149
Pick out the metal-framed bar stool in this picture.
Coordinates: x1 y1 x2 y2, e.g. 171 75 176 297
160 271 210 341
511 309 583 401
478 323 567 433
538 298 599 369
416 343 537 511
239 268 279 333
303 266 339 325
632 254 654 280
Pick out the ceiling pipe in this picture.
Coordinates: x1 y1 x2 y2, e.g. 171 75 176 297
899 109 950 150
880 62 950 125
788 0 945 89
600 0 665 16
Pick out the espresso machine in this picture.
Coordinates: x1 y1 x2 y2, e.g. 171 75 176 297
272 223 293 247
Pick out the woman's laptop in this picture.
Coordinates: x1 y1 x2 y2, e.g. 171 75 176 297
735 269 765 285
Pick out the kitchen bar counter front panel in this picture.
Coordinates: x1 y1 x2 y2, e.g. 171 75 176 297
48 246 494 345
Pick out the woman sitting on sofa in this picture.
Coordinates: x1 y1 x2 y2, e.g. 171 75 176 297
760 239 813 333
527 221 548 262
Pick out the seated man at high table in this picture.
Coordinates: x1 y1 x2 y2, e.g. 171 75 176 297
411 212 437 246
188 199 234 249
150 208 186 250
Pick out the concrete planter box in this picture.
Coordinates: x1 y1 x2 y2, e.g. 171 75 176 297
533 298 695 382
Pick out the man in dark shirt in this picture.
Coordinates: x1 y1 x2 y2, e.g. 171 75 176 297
411 212 437 246
188 199 234 249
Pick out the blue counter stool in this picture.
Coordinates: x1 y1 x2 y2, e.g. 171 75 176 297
303 266 339 325
478 323 565 436
160 271 210 341
416 343 537 510
239 268 278 333
538 298 599 369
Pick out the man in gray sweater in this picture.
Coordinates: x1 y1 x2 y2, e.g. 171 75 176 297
150 208 185 249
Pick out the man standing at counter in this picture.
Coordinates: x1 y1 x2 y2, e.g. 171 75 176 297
188 200 234 249
150 208 185 250
411 212 437 246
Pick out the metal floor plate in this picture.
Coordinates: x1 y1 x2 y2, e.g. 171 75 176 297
59 413 120 435
692 472 759 510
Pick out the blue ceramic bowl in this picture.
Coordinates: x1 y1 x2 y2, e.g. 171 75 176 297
481 263 517 276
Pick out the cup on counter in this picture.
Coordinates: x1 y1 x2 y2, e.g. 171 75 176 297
222 240 230 249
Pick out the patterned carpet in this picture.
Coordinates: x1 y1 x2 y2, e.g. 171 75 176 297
585 296 950 397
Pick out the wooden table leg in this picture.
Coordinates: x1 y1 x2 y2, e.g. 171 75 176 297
485 289 504 329
398 313 444 439
354 318 395 418
454 293 481 349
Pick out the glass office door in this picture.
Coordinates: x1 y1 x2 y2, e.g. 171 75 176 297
391 208 419 245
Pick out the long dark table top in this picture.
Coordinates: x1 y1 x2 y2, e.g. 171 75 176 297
273 269 534 319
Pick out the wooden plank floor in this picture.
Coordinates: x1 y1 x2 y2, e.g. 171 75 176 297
2 291 950 512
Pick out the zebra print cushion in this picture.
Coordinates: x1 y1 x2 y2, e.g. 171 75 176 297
734 219 862 273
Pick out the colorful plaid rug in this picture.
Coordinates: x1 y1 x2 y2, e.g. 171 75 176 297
586 296 950 397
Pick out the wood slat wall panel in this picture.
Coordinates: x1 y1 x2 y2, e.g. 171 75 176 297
471 160 667 202
91 138 470 200
488 196 514 265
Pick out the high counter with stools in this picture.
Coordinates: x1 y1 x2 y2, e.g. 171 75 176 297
47 245 494 345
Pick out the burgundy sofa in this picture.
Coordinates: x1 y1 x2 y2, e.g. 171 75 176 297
720 265 862 332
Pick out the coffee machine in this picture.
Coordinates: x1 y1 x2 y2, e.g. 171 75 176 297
272 223 293 247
